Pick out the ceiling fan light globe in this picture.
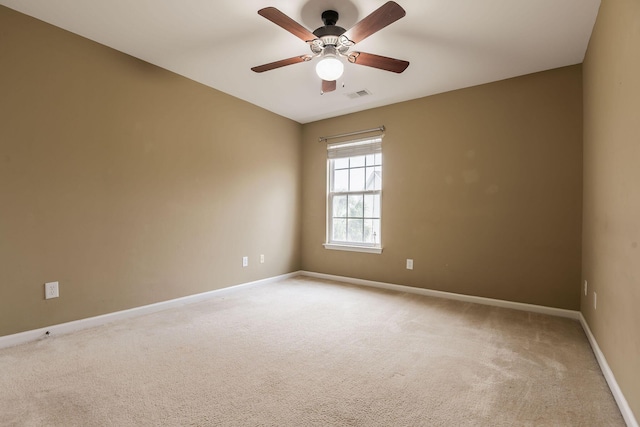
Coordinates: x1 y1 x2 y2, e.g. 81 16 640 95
316 57 344 81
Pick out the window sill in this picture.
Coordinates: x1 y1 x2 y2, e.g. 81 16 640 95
323 243 383 254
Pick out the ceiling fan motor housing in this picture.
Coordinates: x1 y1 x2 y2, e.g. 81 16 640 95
321 10 339 26
313 10 346 38
311 10 350 55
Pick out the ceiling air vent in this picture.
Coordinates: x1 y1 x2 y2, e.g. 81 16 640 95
345 89 372 99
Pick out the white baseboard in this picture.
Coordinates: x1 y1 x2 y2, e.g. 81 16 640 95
0 271 300 350
300 271 580 319
300 270 637 426
579 314 638 427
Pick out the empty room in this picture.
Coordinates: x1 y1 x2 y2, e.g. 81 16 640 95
0 0 638 425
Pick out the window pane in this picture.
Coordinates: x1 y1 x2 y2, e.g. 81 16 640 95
350 168 365 191
334 169 348 192
347 219 364 242
351 156 365 168
365 167 382 190
364 219 376 244
334 157 349 169
365 154 375 166
365 167 374 190
332 219 346 241
348 195 364 218
364 194 375 218
372 219 381 243
375 153 382 165
333 195 347 218
372 194 381 217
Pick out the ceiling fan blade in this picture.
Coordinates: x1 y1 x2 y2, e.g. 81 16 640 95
258 7 317 42
343 1 406 44
321 80 337 94
348 52 409 73
251 55 311 73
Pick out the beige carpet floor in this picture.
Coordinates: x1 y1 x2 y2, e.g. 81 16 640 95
0 276 625 426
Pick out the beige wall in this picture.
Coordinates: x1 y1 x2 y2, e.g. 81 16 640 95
302 66 583 310
0 6 302 337
583 0 640 419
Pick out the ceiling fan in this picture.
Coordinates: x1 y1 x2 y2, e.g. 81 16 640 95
251 1 410 94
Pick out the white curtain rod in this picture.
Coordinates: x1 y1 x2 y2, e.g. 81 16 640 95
318 126 385 143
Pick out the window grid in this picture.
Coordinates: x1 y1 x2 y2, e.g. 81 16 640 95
328 153 382 247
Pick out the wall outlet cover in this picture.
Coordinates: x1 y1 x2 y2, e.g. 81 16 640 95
45 281 59 299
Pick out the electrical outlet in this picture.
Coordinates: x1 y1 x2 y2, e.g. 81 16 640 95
260 254 265 264
594 292 597 310
584 280 588 296
406 259 413 270
45 281 59 299
242 256 248 267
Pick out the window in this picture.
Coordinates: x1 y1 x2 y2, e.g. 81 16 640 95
325 137 382 254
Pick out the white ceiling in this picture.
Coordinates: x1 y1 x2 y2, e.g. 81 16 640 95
1 0 600 124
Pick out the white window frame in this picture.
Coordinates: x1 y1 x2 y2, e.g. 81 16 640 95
324 136 383 254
